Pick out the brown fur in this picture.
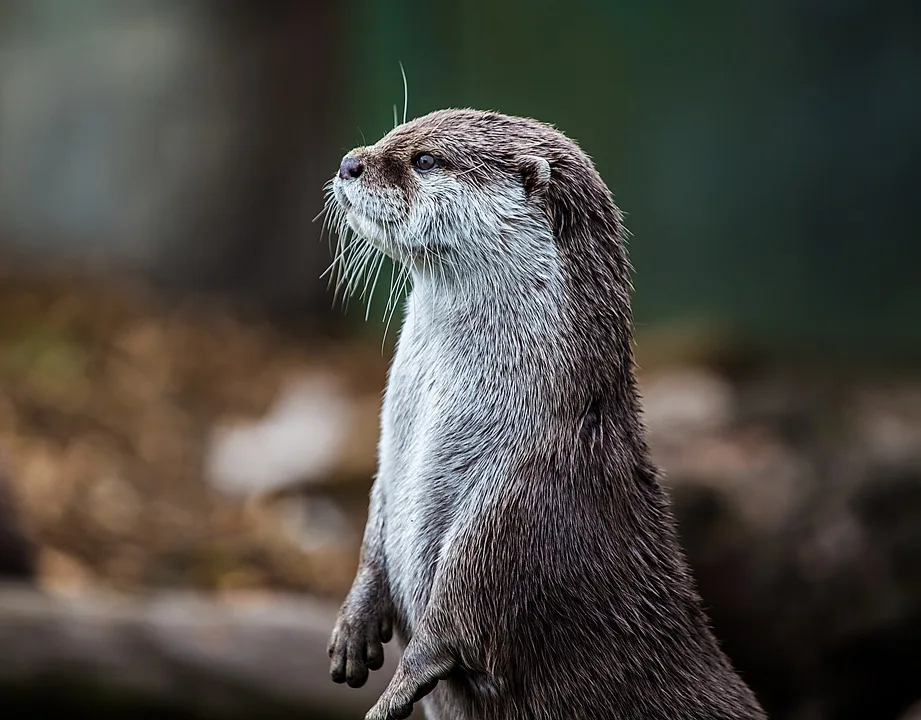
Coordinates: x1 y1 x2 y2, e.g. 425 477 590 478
328 109 767 720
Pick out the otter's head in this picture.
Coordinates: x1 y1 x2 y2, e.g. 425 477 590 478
327 109 630 316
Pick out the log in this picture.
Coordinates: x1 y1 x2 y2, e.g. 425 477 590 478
0 584 400 718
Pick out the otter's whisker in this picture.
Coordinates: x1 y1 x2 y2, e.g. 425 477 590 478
314 182 335 225
360 246 384 302
383 254 400 317
383 259 410 341
381 268 398 350
422 243 436 318
322 225 356 283
319 223 344 289
453 163 487 178
343 241 374 298
355 243 380 296
364 252 388 322
332 229 364 308
382 264 408 351
316 209 332 261
322 193 346 261
399 61 409 125
320 247 347 283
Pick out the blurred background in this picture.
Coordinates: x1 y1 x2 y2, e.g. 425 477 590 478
0 1 919 718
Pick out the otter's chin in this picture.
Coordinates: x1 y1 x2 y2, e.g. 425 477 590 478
346 210 392 253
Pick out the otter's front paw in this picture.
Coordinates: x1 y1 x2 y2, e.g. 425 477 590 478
328 600 393 688
365 632 455 720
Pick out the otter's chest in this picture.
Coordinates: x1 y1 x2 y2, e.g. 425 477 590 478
377 313 486 623
380 305 485 467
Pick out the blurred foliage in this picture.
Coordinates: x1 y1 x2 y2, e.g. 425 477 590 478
341 0 921 360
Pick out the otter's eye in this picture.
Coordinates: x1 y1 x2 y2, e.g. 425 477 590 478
412 153 438 173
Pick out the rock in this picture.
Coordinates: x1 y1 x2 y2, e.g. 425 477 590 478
205 374 357 497
267 495 358 555
205 370 380 500
642 367 736 442
36 548 96 596
0 585 399 718
656 375 921 720
0 466 35 580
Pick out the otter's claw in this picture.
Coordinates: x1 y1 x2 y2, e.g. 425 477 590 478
328 604 392 688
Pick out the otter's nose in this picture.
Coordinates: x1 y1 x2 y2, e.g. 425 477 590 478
339 155 363 180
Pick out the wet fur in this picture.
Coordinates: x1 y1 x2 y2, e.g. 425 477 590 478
327 109 766 719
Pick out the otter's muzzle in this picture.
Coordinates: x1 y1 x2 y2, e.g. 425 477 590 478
339 155 364 180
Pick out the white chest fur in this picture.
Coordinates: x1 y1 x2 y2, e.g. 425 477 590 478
376 262 564 630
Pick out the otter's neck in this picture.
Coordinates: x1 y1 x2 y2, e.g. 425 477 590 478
405 227 565 372
405 217 563 327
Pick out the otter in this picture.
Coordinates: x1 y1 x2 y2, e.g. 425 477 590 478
325 109 766 720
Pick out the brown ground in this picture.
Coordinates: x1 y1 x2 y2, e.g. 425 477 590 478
0 270 385 598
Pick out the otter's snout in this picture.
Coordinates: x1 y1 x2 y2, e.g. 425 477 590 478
339 155 364 180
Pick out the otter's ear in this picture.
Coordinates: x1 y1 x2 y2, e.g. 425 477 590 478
518 155 551 199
